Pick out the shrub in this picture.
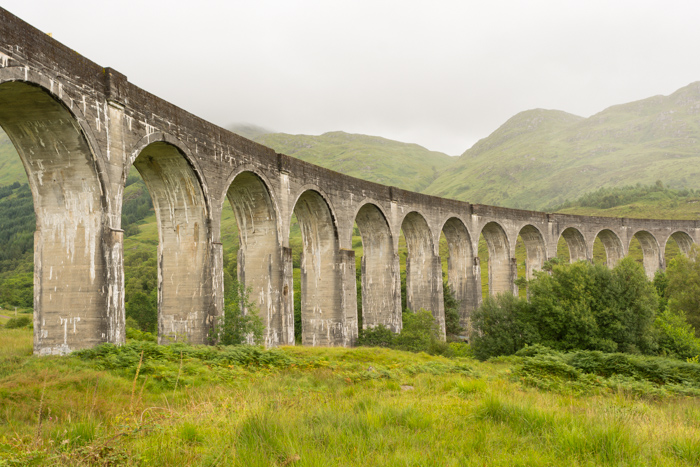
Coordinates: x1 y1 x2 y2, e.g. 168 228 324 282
471 258 659 360
5 315 32 329
443 283 464 340
653 308 700 360
356 324 394 348
356 309 452 356
215 280 265 345
666 245 700 336
470 293 536 361
394 309 443 353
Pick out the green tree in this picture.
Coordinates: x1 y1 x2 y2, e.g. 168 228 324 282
216 280 265 346
666 245 700 336
443 282 464 340
471 258 659 360
470 293 536 361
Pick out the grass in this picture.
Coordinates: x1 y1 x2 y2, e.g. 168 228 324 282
2 325 700 466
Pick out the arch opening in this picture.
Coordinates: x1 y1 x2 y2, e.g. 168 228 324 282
0 81 112 354
441 217 477 335
291 190 344 346
665 231 692 265
516 225 546 296
400 212 444 335
223 171 287 346
594 229 624 268
559 227 587 263
130 141 212 344
354 204 400 332
630 230 661 279
480 222 513 296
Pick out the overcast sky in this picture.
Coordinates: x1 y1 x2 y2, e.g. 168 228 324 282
4 0 700 155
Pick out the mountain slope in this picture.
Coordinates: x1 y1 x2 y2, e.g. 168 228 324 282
425 81 700 210
251 131 455 192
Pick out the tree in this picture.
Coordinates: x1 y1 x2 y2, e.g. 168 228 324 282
470 293 536 361
216 280 265 346
471 258 659 360
443 282 464 340
666 244 700 336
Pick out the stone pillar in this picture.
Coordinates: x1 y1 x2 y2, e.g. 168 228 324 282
281 247 295 345
339 249 358 346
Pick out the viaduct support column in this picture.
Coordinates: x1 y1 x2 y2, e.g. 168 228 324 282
339 249 359 346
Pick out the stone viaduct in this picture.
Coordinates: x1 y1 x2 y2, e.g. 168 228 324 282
1 8 698 355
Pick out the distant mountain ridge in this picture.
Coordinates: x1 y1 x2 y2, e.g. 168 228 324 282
424 81 700 210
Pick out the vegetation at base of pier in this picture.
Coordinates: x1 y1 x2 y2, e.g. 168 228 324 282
470 256 700 361
2 321 700 466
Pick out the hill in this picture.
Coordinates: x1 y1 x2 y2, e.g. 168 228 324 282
425 81 700 210
251 131 455 192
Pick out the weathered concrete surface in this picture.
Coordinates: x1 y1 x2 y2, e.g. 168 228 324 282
1 7 699 353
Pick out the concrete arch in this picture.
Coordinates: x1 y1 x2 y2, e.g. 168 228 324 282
629 230 662 279
401 211 445 335
518 224 546 281
355 203 401 332
0 69 109 193
559 227 588 263
441 217 478 331
479 221 514 296
666 230 694 256
594 229 624 268
0 79 116 354
132 141 213 344
289 184 340 241
128 132 207 199
292 189 346 346
224 170 289 346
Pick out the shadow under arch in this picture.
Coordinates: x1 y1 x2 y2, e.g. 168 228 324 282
629 230 662 279
355 203 401 332
666 231 694 257
559 227 587 263
518 225 546 281
441 217 478 331
224 170 291 346
594 229 624 268
0 80 117 355
292 189 350 346
132 141 214 344
401 211 444 335
480 221 513 296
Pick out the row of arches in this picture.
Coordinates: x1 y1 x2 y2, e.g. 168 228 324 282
0 79 695 353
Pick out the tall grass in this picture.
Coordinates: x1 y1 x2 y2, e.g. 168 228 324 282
1 326 700 466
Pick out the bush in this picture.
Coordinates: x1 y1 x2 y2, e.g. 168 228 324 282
443 283 464 340
5 315 32 329
666 245 700 336
356 309 452 356
356 324 394 348
215 280 265 346
654 308 700 360
470 293 536 361
471 258 659 360
394 309 443 353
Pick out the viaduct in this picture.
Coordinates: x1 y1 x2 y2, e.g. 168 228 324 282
0 8 698 355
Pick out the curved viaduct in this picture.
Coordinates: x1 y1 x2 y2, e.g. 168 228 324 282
1 8 698 355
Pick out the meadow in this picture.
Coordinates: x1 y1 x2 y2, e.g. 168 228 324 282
1 320 699 466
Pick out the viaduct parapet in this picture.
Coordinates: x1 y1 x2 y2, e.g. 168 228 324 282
0 8 697 354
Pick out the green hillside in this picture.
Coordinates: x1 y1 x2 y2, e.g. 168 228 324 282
425 81 700 210
0 130 25 186
251 131 455 192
